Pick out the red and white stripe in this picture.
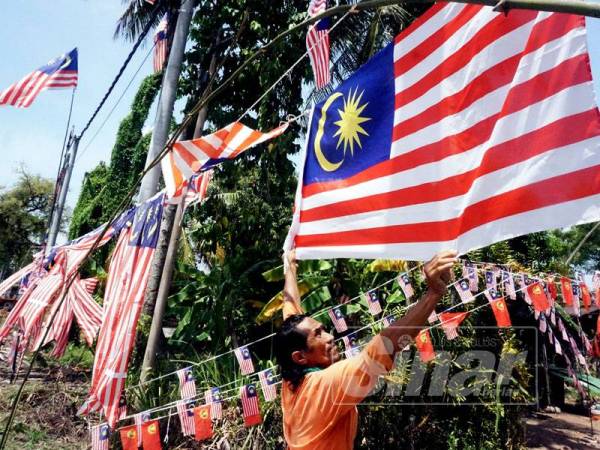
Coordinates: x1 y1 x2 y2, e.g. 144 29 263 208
69 277 103 346
183 170 212 209
328 306 348 333
240 384 260 417
161 122 288 198
79 223 158 427
306 0 330 88
0 69 77 108
290 5 600 260
0 262 35 297
258 369 278 402
438 312 468 340
176 401 196 436
204 388 222 419
90 424 109 450
365 291 382 315
154 14 169 73
177 367 197 400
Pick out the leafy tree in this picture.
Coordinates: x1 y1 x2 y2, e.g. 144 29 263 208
0 169 56 276
69 73 161 238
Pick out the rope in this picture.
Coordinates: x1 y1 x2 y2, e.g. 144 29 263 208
76 44 156 163
77 4 163 140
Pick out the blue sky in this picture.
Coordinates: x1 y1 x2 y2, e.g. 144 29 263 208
1 2 600 242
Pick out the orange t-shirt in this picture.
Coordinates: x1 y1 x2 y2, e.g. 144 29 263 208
281 335 394 450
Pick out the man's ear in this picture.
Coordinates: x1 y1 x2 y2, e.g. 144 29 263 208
291 350 307 366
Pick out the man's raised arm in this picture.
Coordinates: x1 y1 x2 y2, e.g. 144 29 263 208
282 250 305 320
380 251 457 355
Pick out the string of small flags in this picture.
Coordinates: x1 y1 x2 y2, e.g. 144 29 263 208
90 262 597 449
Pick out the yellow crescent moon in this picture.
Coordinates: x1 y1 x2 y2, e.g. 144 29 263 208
315 92 344 172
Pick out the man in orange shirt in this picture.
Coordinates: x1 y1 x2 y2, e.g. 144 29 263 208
275 250 456 450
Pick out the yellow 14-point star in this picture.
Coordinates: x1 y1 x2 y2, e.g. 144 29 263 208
333 87 371 156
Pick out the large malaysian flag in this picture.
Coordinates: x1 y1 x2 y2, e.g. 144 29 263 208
285 4 600 260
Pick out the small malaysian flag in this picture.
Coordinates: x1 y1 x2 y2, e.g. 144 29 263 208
241 384 262 427
558 319 569 341
176 400 196 437
0 48 78 108
342 334 360 359
258 368 278 402
550 308 556 326
365 290 382 315
204 387 222 419
177 367 197 400
328 306 348 333
117 393 127 420
134 412 151 447
455 279 475 304
462 262 478 292
91 424 110 450
554 336 563 356
502 271 517 300
427 310 438 324
523 274 534 286
538 314 547 333
306 0 330 88
485 271 496 291
383 314 396 328
234 346 255 375
547 277 558 301
154 14 169 73
397 273 414 300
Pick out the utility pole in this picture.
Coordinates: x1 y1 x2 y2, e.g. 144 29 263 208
48 133 79 248
138 0 195 203
140 32 221 381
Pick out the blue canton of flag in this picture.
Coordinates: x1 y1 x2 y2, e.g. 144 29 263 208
129 193 164 248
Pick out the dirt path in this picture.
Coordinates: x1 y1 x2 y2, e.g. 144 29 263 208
526 409 600 450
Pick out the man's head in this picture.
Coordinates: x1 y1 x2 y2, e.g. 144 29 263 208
275 314 340 388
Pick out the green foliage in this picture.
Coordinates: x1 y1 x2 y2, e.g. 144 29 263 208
0 169 55 274
68 73 161 238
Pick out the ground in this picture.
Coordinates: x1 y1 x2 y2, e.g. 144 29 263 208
526 408 600 450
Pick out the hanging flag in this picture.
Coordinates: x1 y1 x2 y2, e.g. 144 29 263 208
593 271 600 306
342 333 360 358
0 48 78 108
154 14 169 73
119 425 138 450
485 271 496 291
550 308 556 326
427 310 438 324
464 263 479 292
141 420 162 450
204 387 222 419
161 122 288 198
547 277 557 301
438 312 468 340
328 306 348 333
364 290 382 315
580 282 592 311
455 279 475 304
554 336 563 356
415 329 435 363
306 0 330 89
91 424 110 450
176 400 196 437
177 367 197 400
558 319 569 341
79 195 163 427
183 171 213 209
194 404 213 441
258 368 278 402
571 283 582 316
560 277 574 306
527 283 551 312
538 314 547 333
241 384 262 427
134 412 151 447
234 345 255 375
383 314 396 328
486 291 511 328
397 273 414 300
285 4 600 260
502 271 516 300
117 393 128 421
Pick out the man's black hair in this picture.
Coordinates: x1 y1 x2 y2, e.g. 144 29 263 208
274 313 310 390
